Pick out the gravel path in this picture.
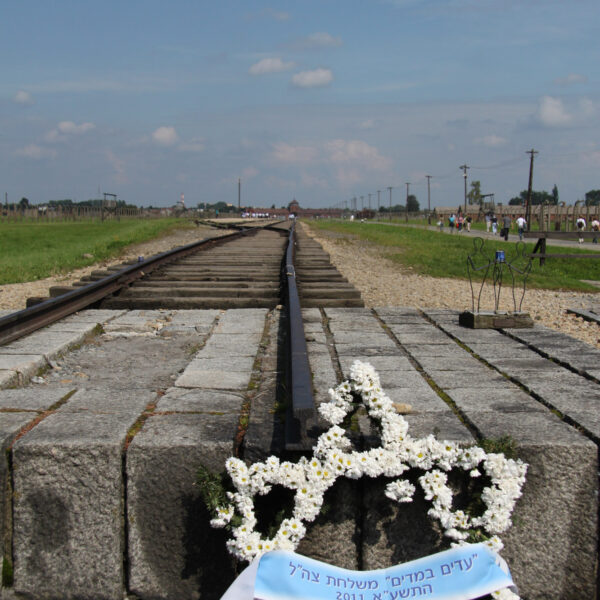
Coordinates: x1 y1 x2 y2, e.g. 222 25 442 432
303 222 600 349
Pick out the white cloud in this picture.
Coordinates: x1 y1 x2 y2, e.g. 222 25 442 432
554 73 587 86
15 144 56 159
332 167 363 187
272 142 318 164
271 138 391 188
536 96 572 126
358 119 375 130
302 32 343 48
152 126 179 146
46 121 96 142
242 166 259 178
477 134 508 147
249 57 295 75
58 121 95 134
178 138 205 153
324 139 392 171
267 9 290 21
106 151 128 184
534 96 595 128
585 151 600 168
301 172 329 188
292 68 333 88
14 90 33 105
579 97 595 118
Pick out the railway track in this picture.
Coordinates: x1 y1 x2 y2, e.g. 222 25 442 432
0 219 363 447
29 221 362 311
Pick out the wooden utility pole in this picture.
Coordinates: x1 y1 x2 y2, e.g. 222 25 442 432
387 186 393 221
459 164 469 214
425 175 432 222
405 182 410 223
525 149 538 231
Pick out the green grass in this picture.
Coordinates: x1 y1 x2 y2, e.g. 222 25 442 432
0 218 195 284
306 220 600 292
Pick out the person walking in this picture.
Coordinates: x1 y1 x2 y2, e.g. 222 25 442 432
457 214 464 232
491 214 498 235
591 216 599 244
466 215 472 232
515 215 527 241
501 214 511 241
485 212 491 233
576 215 586 243
448 213 455 233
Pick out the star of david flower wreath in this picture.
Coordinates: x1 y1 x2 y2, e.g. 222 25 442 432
209 361 527 600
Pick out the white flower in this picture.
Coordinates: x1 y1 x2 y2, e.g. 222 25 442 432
385 479 416 503
209 357 526 588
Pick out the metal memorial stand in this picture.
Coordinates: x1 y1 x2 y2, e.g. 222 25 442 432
459 237 534 329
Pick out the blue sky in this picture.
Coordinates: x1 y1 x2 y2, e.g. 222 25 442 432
1 0 599 209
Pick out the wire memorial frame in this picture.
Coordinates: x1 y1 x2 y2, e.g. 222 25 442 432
467 238 533 314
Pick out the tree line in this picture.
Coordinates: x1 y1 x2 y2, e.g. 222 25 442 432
466 181 600 207
6 198 138 210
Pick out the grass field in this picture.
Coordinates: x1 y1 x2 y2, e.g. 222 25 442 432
306 220 600 292
0 218 195 284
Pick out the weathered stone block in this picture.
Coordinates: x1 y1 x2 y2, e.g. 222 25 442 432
467 411 598 600
127 414 238 600
12 412 138 600
0 413 38 569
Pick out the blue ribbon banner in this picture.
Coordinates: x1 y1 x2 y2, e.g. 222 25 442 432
248 544 516 600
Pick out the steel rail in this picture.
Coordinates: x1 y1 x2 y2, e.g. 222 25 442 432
0 227 259 346
283 221 317 450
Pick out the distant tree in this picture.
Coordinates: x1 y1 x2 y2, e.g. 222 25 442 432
406 195 419 212
379 204 405 213
48 199 74 209
79 199 103 208
467 180 482 206
212 201 230 212
19 197 30 209
271 204 276 209
585 190 600 206
508 190 555 206
551 184 559 205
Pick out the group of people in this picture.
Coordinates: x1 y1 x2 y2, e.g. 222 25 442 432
439 213 473 233
438 211 600 244
483 212 513 241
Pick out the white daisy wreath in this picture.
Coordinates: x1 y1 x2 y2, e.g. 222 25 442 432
210 361 526 598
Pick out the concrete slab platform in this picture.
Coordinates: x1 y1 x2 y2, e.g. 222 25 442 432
0 306 598 600
56 388 154 415
338 354 414 374
447 387 548 414
0 354 46 385
156 387 244 413
0 330 90 360
175 368 252 389
0 387 75 411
